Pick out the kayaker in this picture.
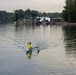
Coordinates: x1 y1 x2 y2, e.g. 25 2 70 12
27 42 33 54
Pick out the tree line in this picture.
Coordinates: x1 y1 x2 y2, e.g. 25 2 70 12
62 0 76 23
0 11 14 23
0 9 62 24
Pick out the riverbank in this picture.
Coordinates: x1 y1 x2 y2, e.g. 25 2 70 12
63 22 76 26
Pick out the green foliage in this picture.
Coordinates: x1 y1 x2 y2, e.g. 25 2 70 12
0 11 15 23
62 0 76 22
14 9 24 20
0 9 62 24
0 11 8 23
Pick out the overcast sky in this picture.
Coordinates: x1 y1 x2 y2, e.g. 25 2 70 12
0 0 65 13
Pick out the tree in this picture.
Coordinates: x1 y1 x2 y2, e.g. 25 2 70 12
0 11 9 23
62 0 76 22
14 9 24 20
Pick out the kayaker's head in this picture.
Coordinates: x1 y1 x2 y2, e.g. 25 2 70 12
27 42 31 45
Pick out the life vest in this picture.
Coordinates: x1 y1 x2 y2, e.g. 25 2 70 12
28 44 32 49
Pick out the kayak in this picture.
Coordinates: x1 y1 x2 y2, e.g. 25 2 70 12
26 50 30 55
26 48 40 55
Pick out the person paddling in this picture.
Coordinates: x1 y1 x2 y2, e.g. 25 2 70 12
26 42 40 56
27 42 33 55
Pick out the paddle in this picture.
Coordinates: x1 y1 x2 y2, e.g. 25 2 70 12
26 46 40 55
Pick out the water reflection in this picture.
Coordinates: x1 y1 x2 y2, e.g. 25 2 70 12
1 23 76 75
62 26 76 59
27 53 32 59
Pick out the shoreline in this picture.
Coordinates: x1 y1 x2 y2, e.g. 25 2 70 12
63 22 76 26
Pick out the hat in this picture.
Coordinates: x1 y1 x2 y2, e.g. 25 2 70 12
27 42 31 44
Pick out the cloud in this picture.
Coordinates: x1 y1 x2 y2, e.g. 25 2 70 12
0 0 65 12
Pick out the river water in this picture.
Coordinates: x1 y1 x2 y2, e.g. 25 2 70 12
0 23 76 75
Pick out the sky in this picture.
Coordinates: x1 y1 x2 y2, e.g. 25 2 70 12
0 0 65 13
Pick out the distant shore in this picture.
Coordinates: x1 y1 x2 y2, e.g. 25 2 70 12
63 22 76 26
